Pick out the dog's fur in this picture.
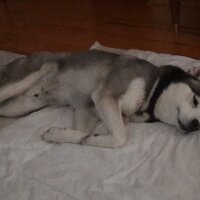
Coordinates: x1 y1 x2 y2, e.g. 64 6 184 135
1 50 200 148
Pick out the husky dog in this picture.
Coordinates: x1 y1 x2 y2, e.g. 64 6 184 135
0 50 200 148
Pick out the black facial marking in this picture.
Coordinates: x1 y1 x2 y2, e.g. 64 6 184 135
193 95 198 107
146 65 195 120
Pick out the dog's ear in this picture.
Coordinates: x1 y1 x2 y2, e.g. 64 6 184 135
186 77 200 95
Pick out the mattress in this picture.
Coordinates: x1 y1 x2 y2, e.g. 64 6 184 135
0 42 200 200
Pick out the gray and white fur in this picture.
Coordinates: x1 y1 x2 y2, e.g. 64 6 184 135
0 50 200 148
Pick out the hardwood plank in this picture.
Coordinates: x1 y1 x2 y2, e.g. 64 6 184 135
5 20 200 59
1 0 200 59
0 1 13 50
7 0 173 29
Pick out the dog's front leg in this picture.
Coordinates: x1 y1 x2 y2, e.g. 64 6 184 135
82 94 127 148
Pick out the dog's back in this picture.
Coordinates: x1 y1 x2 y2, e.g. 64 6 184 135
40 50 159 108
0 50 160 115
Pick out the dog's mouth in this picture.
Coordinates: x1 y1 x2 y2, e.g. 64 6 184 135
178 118 187 132
177 107 187 132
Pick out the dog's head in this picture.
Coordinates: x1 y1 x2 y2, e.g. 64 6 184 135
153 66 200 133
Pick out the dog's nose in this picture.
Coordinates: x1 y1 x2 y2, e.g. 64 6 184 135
188 119 200 132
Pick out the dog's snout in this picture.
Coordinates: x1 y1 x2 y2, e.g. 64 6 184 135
188 119 200 132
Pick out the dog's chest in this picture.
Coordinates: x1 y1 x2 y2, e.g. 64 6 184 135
119 78 146 115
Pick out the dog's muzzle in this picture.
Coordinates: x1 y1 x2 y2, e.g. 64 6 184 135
178 118 200 133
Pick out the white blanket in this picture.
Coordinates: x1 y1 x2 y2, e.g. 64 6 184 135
0 42 200 200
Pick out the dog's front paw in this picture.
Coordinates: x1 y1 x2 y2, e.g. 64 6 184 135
81 134 100 146
81 134 126 148
42 127 59 143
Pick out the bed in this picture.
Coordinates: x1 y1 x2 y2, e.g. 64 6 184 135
0 42 200 200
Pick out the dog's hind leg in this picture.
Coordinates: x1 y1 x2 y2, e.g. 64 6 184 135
0 63 56 103
42 108 99 144
0 94 48 117
0 77 56 117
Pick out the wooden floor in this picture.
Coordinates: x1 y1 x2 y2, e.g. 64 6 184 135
1 0 200 59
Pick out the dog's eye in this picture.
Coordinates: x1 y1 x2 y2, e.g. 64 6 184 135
34 93 39 97
193 95 198 107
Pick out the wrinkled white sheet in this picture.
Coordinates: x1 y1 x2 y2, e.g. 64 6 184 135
0 42 200 200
